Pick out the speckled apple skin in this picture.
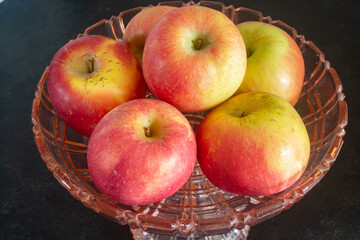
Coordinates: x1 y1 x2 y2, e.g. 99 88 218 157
87 99 197 206
47 35 147 137
196 92 310 196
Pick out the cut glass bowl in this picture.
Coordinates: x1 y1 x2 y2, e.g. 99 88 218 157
31 1 348 239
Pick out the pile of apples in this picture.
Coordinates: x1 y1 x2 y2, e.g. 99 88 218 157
47 5 310 206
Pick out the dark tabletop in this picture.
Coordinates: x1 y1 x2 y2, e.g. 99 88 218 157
1 0 359 239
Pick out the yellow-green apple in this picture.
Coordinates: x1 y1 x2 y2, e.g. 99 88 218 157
142 6 247 113
47 35 147 137
122 5 177 65
87 98 197 205
235 21 305 106
196 92 310 196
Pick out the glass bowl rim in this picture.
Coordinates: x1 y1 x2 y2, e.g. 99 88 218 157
31 0 348 236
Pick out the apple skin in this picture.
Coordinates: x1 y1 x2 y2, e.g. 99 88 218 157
87 98 197 205
122 6 177 65
142 6 247 113
196 92 310 196
235 21 305 106
47 35 147 137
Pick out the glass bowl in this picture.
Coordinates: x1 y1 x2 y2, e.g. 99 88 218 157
31 1 348 239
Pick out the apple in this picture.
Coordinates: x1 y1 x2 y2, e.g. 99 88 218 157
196 92 310 196
47 35 147 137
87 98 197 205
235 21 305 106
142 6 247 113
122 5 177 65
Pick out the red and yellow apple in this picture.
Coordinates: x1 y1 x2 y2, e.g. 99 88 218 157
122 5 177 65
196 92 310 196
235 21 305 106
142 6 247 113
47 35 147 137
87 98 197 205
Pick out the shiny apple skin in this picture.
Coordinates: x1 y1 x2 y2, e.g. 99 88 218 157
47 35 147 137
236 21 305 106
196 92 310 196
122 6 177 65
87 99 197 205
142 6 247 113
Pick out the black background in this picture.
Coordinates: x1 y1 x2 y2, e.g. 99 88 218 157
1 0 359 239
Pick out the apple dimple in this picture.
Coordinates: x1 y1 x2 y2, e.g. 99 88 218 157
191 35 212 51
234 111 248 118
142 118 161 139
246 47 253 58
64 53 98 76
136 114 168 140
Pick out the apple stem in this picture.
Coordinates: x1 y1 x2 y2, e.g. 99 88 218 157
144 127 152 137
88 57 95 73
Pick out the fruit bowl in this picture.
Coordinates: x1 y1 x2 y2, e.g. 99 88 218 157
31 1 348 239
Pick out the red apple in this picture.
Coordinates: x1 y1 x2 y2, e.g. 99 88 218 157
196 92 310 196
122 5 177 65
47 35 147 137
142 6 247 113
87 98 197 205
236 21 305 106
